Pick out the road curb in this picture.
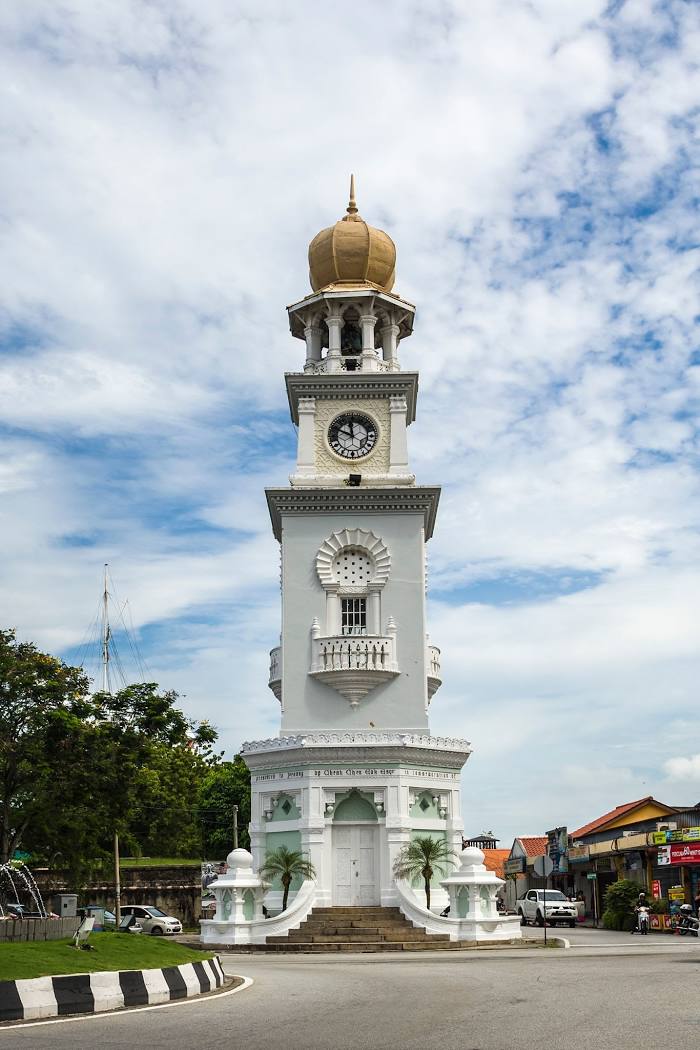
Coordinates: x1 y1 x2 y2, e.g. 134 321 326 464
0 956 226 1023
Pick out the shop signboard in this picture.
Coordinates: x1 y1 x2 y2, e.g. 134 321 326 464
652 826 700 845
652 879 662 899
668 886 686 900
546 827 569 873
669 827 700 842
586 872 597 880
568 844 590 863
504 857 525 875
659 843 700 866
670 842 700 865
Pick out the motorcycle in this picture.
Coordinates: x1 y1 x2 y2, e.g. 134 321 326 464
677 905 699 937
637 906 650 935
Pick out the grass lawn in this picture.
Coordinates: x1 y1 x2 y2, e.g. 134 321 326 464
0 934 214 982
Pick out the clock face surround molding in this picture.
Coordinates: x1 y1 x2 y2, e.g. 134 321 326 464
314 397 390 474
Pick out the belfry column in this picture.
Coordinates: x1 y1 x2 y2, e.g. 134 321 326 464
326 312 343 373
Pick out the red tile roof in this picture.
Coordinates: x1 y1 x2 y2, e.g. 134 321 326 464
480 849 510 879
517 836 548 857
571 796 675 839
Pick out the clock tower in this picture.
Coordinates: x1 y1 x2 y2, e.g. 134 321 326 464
241 179 471 913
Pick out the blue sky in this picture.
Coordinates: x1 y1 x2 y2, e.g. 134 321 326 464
1 0 699 841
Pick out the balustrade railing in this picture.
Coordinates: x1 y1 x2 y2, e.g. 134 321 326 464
311 635 397 674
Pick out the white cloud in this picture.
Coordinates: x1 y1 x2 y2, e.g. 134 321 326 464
664 755 700 782
1 0 699 841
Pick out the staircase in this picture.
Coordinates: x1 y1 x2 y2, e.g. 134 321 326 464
259 906 460 953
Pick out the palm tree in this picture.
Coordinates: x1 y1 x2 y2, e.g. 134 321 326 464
258 846 316 912
392 836 456 910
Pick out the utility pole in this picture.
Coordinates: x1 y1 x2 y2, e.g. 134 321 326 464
114 831 121 925
233 805 239 850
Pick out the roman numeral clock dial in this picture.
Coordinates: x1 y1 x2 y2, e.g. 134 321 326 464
328 412 378 460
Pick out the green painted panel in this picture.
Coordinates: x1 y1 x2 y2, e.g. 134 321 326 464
243 888 255 920
333 792 378 822
410 791 441 820
264 830 304 893
457 885 470 918
268 793 301 822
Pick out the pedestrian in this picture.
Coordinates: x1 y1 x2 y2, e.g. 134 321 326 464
694 885 700 918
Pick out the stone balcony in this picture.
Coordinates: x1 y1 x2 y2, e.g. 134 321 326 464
427 644 442 701
309 632 399 709
268 637 442 708
268 646 281 701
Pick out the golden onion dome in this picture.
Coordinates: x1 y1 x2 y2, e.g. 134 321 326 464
308 176 396 293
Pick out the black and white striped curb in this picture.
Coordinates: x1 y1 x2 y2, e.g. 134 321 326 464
0 956 227 1022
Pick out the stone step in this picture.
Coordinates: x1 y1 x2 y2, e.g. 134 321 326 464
284 928 449 943
295 923 411 935
261 905 454 952
310 907 403 915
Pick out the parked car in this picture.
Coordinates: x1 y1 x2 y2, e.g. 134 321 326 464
517 889 577 928
77 906 143 933
120 906 182 935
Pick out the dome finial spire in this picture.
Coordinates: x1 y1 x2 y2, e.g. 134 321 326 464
346 173 358 217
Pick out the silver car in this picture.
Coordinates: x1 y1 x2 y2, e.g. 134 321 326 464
120 905 182 935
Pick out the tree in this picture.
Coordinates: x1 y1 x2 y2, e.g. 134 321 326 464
0 628 90 865
258 846 316 912
0 629 219 879
392 835 456 910
198 756 251 856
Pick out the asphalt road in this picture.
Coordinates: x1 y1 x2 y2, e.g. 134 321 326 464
2 931 699 1050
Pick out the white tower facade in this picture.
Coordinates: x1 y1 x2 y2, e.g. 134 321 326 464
241 181 471 912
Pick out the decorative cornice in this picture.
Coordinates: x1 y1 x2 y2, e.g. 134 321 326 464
285 372 419 425
241 731 471 754
266 486 440 542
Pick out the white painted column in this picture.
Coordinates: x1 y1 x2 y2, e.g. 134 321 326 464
325 586 341 635
389 395 409 474
360 313 379 371
380 323 400 369
368 585 381 635
295 397 316 475
325 315 343 373
304 325 323 367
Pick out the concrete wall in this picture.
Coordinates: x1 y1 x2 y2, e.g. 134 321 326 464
280 510 429 733
0 918 80 943
34 866 202 929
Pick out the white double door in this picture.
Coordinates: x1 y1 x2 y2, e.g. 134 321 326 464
333 825 379 906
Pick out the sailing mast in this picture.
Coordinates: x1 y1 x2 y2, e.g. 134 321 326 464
100 562 111 694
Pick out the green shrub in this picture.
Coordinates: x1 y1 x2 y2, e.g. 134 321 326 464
602 879 644 930
603 908 636 931
649 897 668 914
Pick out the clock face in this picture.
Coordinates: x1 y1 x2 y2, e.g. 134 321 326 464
328 412 378 460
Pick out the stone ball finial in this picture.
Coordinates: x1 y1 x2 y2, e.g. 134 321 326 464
226 847 253 871
460 846 486 869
